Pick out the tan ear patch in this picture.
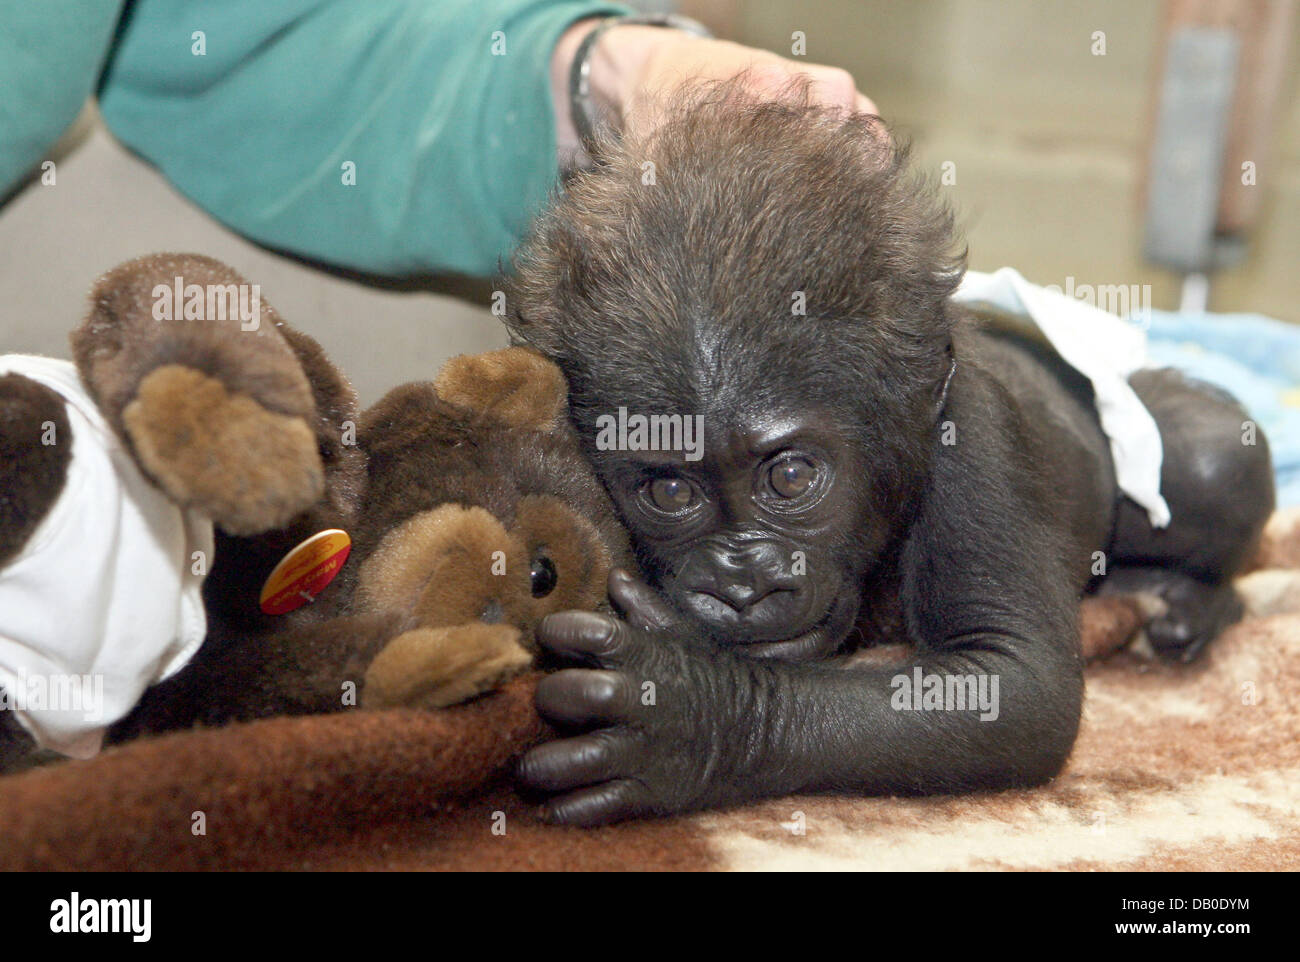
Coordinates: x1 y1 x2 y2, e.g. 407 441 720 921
362 623 532 709
123 365 323 536
433 347 568 432
355 505 531 628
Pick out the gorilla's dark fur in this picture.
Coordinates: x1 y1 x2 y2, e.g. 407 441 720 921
510 94 962 519
502 82 1275 825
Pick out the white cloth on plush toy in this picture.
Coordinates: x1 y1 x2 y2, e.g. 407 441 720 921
951 267 1172 528
0 355 213 758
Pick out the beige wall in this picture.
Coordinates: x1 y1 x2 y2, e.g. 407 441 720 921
721 0 1300 321
0 108 502 408
2 1 1294 408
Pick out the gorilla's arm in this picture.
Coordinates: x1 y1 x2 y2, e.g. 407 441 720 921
517 381 1087 825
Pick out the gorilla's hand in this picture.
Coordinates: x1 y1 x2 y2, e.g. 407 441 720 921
516 572 773 825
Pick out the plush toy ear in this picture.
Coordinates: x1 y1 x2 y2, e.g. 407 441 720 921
433 347 568 432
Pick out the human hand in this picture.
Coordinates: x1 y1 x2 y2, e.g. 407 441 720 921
552 19 877 165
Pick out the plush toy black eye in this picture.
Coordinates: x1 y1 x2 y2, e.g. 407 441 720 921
530 554 557 597
769 457 817 498
648 477 693 511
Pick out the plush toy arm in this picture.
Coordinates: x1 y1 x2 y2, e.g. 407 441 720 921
111 607 537 741
70 254 360 536
109 610 414 741
433 346 569 433
364 623 534 710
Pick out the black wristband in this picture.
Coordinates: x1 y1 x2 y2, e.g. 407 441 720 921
568 13 713 158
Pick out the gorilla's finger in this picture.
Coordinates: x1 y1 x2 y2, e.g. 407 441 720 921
515 730 631 792
608 568 680 630
536 610 641 665
534 668 637 726
539 779 652 827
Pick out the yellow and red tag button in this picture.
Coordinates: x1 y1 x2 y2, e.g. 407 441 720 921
259 529 351 615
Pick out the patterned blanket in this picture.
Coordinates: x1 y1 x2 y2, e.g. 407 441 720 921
3 511 1298 872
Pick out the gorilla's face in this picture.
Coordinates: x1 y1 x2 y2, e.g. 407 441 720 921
598 409 885 661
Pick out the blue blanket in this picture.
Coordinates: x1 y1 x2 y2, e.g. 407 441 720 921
1145 311 1300 507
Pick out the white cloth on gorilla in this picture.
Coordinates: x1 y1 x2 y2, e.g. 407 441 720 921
953 267 1172 528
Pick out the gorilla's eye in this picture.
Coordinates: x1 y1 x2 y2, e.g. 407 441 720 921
647 477 694 512
769 457 817 498
530 553 557 597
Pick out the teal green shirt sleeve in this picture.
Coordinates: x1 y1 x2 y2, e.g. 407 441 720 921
0 0 126 198
97 0 630 276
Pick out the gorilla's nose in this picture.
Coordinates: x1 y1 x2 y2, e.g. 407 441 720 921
674 540 804 624
685 556 794 613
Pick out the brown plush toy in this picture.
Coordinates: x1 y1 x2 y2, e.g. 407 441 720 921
0 253 632 770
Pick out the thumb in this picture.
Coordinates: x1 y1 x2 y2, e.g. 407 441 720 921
608 568 681 630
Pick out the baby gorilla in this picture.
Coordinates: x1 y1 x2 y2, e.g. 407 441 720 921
505 84 1274 826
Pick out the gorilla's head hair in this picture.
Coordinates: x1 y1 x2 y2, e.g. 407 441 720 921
505 79 966 517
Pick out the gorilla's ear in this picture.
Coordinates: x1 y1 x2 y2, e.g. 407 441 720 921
433 347 569 433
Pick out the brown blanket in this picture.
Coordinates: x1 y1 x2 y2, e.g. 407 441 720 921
4 511 1299 871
